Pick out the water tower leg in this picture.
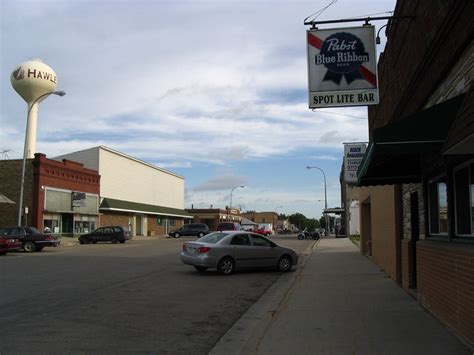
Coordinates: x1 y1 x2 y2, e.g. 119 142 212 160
26 102 38 159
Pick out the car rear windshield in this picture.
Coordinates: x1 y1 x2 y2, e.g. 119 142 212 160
198 232 227 244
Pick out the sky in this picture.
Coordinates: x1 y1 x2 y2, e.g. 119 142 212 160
0 0 396 219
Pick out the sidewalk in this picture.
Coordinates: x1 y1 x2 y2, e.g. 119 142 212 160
211 237 471 355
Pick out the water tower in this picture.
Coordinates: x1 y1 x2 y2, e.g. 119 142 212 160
10 59 64 158
10 59 65 226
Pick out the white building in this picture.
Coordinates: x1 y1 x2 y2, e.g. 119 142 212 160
55 146 191 236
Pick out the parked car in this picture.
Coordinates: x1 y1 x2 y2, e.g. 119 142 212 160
0 226 60 252
216 222 242 231
180 231 298 275
79 226 131 244
0 232 22 255
168 223 210 238
253 228 272 236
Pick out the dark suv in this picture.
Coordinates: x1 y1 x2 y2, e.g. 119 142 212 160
79 226 131 244
169 223 209 238
216 222 242 231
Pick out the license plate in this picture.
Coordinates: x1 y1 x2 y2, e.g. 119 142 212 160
187 246 196 253
9 239 17 243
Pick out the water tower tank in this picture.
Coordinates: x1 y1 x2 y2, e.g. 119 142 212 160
11 59 58 103
10 59 59 158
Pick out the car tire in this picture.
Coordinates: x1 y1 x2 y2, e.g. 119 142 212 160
23 241 36 253
277 255 292 272
119 240 125 244
79 239 85 244
35 247 44 252
174 233 180 238
197 232 204 238
194 266 208 272
92 240 97 244
217 257 235 275
111 238 118 244
0 251 7 256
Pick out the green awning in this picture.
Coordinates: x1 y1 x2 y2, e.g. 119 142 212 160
357 94 466 186
100 198 193 218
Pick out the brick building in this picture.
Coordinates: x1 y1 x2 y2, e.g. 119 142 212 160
185 208 242 230
356 0 473 348
0 153 100 234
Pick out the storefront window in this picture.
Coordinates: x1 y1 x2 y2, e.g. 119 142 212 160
428 177 448 235
454 162 474 236
43 214 60 233
74 216 97 234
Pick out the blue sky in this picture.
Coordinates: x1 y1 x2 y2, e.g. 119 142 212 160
0 0 395 218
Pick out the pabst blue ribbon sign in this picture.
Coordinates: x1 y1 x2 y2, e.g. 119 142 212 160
307 26 379 108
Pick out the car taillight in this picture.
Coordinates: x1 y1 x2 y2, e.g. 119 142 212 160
197 246 211 253
182 244 187 251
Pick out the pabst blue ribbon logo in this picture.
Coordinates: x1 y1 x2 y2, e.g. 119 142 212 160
315 32 369 85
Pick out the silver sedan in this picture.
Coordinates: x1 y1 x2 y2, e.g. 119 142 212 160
180 231 298 275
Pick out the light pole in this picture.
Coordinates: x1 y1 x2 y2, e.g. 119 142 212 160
306 166 329 237
17 90 66 226
274 205 283 232
229 185 244 213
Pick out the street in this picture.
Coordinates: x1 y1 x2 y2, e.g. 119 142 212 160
0 234 312 354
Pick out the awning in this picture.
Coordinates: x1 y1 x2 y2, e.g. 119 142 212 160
100 198 193 218
357 94 466 186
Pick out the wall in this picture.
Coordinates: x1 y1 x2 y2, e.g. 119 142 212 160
100 212 130 230
99 148 184 209
417 241 474 348
368 0 473 131
359 185 399 280
0 159 33 227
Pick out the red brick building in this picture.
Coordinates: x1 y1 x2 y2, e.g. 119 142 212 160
0 153 100 235
357 0 473 348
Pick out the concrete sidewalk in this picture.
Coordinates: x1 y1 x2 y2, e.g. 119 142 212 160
212 238 471 355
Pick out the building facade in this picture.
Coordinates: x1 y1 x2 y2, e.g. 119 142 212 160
55 146 192 236
241 212 279 231
185 208 242 230
356 0 473 348
0 153 100 234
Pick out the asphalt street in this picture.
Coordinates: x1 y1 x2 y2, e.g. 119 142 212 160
0 234 311 354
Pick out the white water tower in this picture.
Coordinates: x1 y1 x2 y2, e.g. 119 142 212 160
10 59 64 158
11 59 65 226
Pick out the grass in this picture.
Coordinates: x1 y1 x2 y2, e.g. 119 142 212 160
349 234 360 247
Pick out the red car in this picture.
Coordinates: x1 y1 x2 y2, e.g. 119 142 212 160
0 226 60 252
0 235 22 256
253 228 272 236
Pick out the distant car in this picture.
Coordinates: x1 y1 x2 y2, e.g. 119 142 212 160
0 226 60 252
216 222 242 231
79 226 131 244
0 233 22 256
168 223 210 238
180 231 298 275
253 228 272 236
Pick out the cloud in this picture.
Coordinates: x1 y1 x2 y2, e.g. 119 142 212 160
192 174 247 192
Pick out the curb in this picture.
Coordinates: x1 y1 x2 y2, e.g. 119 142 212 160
209 239 319 355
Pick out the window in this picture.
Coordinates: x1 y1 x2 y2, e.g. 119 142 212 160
250 235 274 247
230 234 251 246
428 176 448 235
454 161 474 236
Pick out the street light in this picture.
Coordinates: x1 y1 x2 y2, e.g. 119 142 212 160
229 185 244 210
17 90 66 226
306 166 329 237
